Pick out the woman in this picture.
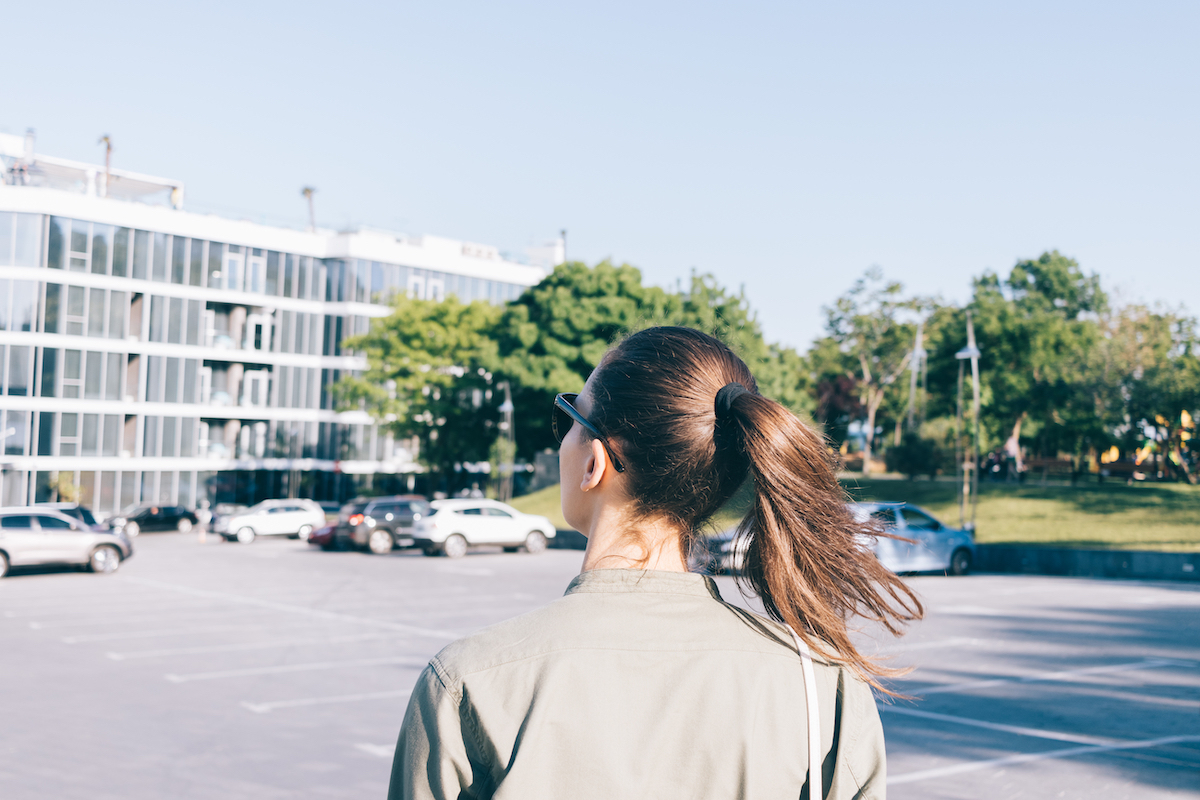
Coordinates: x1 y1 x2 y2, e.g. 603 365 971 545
390 326 923 800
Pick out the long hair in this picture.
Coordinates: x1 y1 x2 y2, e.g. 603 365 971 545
586 326 923 691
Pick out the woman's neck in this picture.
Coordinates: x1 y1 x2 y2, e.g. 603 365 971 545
579 508 689 573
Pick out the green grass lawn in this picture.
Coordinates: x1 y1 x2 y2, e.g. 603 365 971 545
511 477 1200 551
509 483 571 531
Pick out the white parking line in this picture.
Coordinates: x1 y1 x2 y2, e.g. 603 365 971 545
6 601 220 619
436 566 496 576
913 658 1190 696
932 605 1003 616
880 706 1123 746
166 656 428 683
888 734 1200 785
356 743 395 759
241 688 413 713
877 637 984 655
62 622 319 644
27 608 271 629
125 577 460 639
107 631 407 660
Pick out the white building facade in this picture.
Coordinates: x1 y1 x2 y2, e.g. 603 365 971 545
0 132 549 512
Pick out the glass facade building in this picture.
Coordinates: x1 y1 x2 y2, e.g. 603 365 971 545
0 137 549 512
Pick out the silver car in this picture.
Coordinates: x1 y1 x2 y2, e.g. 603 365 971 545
694 502 975 576
0 508 134 578
851 502 975 575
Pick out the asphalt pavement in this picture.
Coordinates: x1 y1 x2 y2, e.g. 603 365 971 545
0 532 1197 799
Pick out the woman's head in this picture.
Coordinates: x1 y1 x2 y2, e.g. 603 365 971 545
583 326 757 531
565 325 923 691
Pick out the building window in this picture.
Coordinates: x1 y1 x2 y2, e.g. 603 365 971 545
168 297 183 344
108 292 128 340
66 286 86 335
132 230 151 280
48 217 67 269
149 296 166 342
88 288 106 337
152 233 169 281
84 351 103 399
112 228 130 277
63 350 82 398
224 248 243 291
82 414 100 456
171 236 187 284
6 346 31 396
59 413 80 456
40 348 57 397
92 225 112 275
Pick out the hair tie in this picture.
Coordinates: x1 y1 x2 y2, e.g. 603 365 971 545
714 382 750 418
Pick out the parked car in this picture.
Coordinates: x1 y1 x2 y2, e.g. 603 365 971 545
214 499 327 544
318 501 341 517
208 503 247 532
850 502 975 575
412 499 556 559
0 507 134 577
691 527 749 574
692 503 975 577
109 505 199 537
37 502 107 531
308 523 336 550
335 495 431 554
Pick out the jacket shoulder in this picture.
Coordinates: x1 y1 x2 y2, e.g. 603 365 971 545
428 593 583 691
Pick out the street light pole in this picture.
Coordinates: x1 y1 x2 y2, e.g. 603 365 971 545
497 382 515 502
906 320 926 433
955 311 982 531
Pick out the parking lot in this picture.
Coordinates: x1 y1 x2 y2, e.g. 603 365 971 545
1 533 1197 800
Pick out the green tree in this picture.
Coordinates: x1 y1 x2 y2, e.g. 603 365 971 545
822 267 923 473
493 261 813 459
336 295 503 483
926 251 1108 463
1104 305 1200 482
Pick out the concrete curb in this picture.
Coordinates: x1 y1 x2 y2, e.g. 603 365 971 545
975 544 1200 582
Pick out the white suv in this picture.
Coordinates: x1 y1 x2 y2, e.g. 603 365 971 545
413 500 556 558
216 499 327 544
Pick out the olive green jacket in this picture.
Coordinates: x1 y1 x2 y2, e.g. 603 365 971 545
389 569 886 800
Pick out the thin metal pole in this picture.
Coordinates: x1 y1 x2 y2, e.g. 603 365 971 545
956 360 965 528
968 311 981 531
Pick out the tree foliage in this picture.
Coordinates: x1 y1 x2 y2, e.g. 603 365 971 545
819 267 926 472
341 251 1199 486
337 296 502 479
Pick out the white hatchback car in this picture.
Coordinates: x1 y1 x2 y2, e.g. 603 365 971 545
216 499 327 544
413 499 557 558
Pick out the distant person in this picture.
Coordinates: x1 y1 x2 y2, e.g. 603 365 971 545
390 326 923 799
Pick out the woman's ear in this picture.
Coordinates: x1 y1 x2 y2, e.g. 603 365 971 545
580 438 610 492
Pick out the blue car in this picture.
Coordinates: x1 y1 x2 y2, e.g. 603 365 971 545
850 502 975 575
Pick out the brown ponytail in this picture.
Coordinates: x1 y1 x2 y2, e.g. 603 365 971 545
588 326 923 692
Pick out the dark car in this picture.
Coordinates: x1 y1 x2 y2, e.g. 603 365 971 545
37 502 107 532
334 495 430 554
109 505 199 537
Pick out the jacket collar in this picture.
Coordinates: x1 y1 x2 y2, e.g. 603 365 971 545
565 569 723 601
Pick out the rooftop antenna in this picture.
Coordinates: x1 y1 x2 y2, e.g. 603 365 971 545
98 135 112 197
301 187 317 232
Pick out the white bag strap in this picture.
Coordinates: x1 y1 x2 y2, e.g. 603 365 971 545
786 625 823 799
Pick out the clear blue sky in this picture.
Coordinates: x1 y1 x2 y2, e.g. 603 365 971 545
5 1 1197 349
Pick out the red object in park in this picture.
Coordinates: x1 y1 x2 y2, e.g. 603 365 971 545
308 523 336 549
